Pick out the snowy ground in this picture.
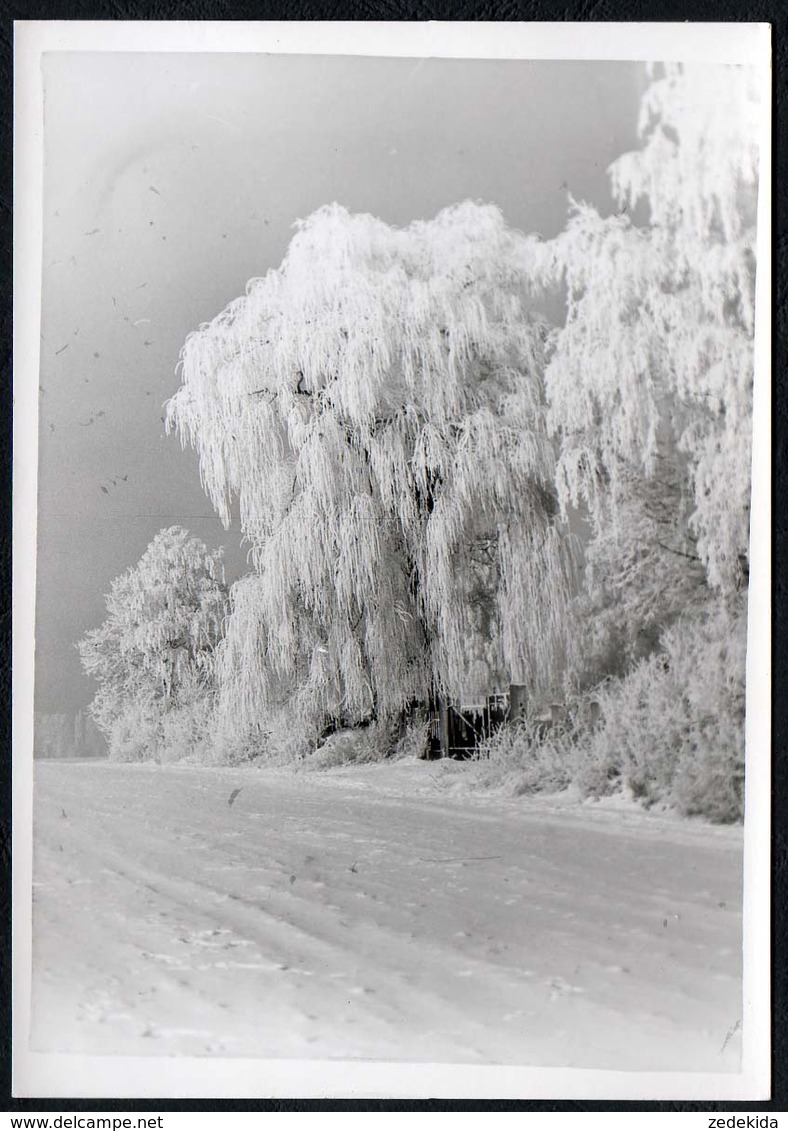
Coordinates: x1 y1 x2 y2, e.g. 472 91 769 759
30 758 743 1071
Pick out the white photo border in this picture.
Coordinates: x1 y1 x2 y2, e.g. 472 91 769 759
12 19 772 1101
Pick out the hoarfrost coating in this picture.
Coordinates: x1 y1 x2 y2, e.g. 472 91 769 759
164 64 757 774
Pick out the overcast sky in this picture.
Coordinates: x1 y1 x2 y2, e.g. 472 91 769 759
35 52 646 714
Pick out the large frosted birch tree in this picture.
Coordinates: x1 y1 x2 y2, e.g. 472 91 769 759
168 202 575 742
542 64 760 666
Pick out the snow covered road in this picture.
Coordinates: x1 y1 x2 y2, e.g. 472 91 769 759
30 759 743 1071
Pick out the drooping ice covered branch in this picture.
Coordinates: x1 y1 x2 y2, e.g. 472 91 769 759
167 202 577 738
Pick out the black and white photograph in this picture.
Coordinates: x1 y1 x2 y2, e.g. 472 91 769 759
13 22 771 1100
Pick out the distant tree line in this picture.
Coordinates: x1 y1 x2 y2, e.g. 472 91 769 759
35 709 105 759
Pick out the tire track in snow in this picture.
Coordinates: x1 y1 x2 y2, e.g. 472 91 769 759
32 761 743 1067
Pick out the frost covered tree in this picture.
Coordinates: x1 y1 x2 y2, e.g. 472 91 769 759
168 202 576 743
542 62 760 654
78 526 228 761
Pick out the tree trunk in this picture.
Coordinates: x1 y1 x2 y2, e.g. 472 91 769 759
438 696 450 758
509 683 528 723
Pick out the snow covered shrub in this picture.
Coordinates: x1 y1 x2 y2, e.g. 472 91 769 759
158 692 216 765
208 723 267 767
207 697 325 766
473 718 574 796
105 698 160 763
269 708 322 763
573 606 746 820
392 712 430 761
309 722 392 769
672 747 744 824
574 656 688 806
668 608 747 822
468 606 747 821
